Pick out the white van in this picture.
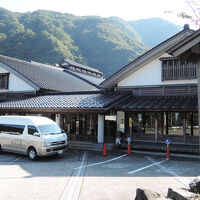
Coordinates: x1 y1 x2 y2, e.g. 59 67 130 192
0 116 68 160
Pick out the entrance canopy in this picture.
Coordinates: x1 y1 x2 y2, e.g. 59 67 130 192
113 95 197 111
0 92 197 113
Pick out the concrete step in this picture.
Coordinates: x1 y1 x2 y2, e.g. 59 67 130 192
68 141 115 151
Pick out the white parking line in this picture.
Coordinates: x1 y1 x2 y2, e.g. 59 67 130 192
59 151 88 200
0 156 22 165
74 154 127 170
128 158 168 174
147 156 191 187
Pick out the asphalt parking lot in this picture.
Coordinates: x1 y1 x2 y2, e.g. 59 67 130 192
0 150 199 200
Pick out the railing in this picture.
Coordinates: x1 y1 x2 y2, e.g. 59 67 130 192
162 63 197 81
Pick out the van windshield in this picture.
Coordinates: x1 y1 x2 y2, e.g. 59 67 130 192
38 124 64 135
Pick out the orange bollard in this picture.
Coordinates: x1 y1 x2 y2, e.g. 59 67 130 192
102 143 107 156
166 144 170 159
127 142 131 154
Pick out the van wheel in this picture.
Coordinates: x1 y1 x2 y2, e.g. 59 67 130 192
28 147 37 160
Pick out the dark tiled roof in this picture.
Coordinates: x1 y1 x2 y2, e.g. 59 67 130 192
0 92 125 110
0 92 196 111
114 96 197 110
0 55 100 92
66 70 105 85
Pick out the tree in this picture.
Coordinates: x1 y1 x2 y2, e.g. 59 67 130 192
165 0 200 28
179 0 200 27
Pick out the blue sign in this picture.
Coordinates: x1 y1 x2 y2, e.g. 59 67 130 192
165 139 171 145
127 137 132 143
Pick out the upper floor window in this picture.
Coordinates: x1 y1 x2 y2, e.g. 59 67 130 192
0 73 9 89
161 58 197 81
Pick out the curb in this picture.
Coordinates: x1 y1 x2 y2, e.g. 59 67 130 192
130 149 200 159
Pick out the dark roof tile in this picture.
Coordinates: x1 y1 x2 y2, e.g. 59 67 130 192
0 55 99 92
114 96 197 110
0 92 124 109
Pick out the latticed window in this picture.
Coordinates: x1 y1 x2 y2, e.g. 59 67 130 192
161 58 197 81
0 73 9 89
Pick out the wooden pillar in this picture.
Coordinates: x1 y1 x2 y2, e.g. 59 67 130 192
197 60 200 156
143 112 146 133
129 116 132 137
183 112 187 144
161 112 164 137
191 112 194 136
166 112 168 135
75 114 78 139
84 115 87 141
155 113 158 143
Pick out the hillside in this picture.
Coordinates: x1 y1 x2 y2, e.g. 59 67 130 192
129 18 182 47
0 8 181 77
109 17 182 48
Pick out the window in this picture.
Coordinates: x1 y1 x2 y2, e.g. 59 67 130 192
0 73 9 89
162 59 197 81
38 124 62 135
0 124 25 135
28 125 38 135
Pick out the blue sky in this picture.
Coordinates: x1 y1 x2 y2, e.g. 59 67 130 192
0 0 198 29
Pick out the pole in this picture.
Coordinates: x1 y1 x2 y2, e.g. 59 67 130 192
166 144 170 159
127 142 131 154
183 112 187 144
155 113 158 143
129 117 132 137
166 112 168 135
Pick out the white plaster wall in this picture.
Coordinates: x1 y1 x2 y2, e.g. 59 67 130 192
117 111 125 133
118 53 197 87
0 66 35 92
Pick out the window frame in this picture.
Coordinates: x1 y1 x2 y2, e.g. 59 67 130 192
27 125 39 136
161 59 197 81
0 124 25 135
0 73 9 90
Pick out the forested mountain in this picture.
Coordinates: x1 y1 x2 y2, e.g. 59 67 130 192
109 17 182 48
0 8 181 77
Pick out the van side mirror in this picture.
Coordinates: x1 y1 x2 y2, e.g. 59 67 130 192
33 132 40 137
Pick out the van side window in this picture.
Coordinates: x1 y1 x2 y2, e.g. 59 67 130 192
0 124 25 135
28 126 38 135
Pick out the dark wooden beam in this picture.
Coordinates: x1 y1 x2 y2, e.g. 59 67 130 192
166 112 168 135
191 112 194 136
